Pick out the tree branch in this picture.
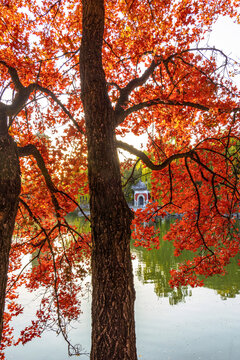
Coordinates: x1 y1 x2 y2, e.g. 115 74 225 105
116 140 193 170
0 60 36 117
35 84 84 134
122 159 140 188
0 60 24 91
0 61 84 134
18 144 56 190
115 60 160 121
116 98 209 125
114 47 238 126
18 144 60 213
18 144 90 222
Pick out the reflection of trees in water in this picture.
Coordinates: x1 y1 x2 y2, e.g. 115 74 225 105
204 258 240 300
65 213 91 233
132 218 240 304
133 218 191 305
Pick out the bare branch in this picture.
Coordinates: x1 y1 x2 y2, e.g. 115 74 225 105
166 47 231 64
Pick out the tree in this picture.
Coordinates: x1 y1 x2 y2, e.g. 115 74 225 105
0 1 240 359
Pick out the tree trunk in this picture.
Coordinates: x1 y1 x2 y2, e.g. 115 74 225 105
80 1 138 359
0 133 21 343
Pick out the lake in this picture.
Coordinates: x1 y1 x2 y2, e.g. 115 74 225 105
5 218 240 359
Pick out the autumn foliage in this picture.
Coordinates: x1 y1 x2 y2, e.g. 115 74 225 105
0 0 240 357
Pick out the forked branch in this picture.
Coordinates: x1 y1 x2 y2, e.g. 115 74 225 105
0 61 84 134
115 60 159 114
18 144 90 221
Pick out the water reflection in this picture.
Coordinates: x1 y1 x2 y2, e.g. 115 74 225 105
205 261 240 300
132 218 240 304
5 216 240 360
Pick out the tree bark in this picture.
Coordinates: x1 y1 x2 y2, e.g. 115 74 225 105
0 133 21 343
80 1 137 359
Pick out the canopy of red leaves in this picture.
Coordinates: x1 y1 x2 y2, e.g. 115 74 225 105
0 0 240 355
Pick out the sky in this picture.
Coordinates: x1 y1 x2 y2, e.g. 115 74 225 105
209 16 240 61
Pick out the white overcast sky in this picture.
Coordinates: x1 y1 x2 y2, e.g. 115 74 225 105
209 16 240 61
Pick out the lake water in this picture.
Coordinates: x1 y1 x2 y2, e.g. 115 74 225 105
5 219 240 360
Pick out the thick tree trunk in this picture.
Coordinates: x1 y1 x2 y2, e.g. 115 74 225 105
0 134 21 343
80 1 138 359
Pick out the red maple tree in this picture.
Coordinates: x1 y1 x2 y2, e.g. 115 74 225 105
0 0 240 359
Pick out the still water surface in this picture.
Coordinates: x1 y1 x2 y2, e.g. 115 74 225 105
5 219 240 359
